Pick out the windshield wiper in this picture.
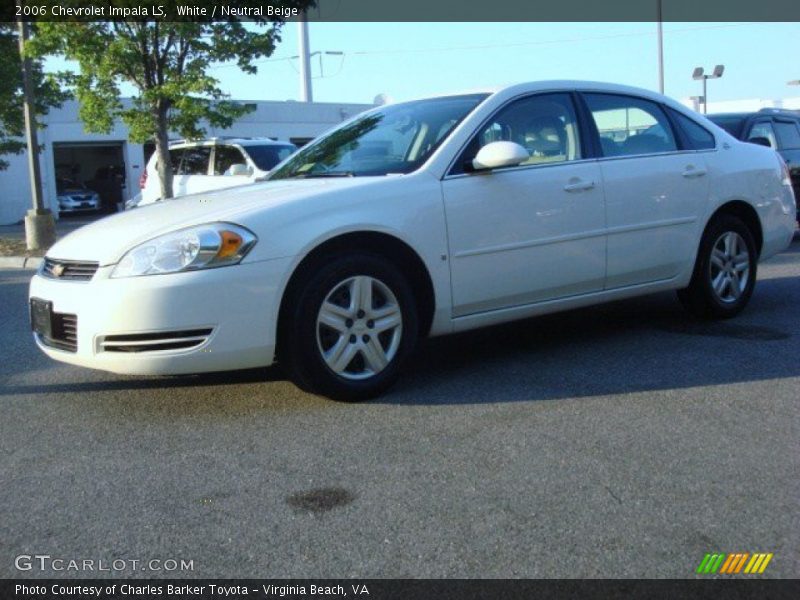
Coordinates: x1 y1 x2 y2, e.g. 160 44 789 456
292 170 355 179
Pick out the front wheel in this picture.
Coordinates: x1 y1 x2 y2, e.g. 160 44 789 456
283 253 418 401
677 215 757 319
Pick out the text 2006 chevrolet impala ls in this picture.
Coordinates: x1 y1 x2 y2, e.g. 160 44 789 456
30 81 796 400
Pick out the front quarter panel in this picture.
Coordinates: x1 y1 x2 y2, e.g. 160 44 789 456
237 173 454 336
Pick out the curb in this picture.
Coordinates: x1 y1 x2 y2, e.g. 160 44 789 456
0 256 42 270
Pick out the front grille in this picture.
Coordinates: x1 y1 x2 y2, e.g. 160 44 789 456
39 313 78 352
42 258 99 281
100 328 213 353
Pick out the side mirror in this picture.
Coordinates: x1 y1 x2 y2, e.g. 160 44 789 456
226 163 250 176
472 141 530 171
748 136 772 148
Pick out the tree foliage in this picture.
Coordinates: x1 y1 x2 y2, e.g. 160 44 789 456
30 2 315 198
0 22 69 170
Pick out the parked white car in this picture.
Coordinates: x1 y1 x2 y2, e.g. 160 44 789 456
130 138 296 208
30 81 796 400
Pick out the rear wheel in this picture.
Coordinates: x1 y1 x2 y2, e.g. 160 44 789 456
677 215 757 319
283 253 418 401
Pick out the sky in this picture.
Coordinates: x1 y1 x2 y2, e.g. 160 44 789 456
49 22 800 105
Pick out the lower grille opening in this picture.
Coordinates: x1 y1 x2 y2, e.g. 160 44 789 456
100 328 213 353
39 313 78 352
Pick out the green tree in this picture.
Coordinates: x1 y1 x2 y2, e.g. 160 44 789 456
0 22 68 170
30 3 314 199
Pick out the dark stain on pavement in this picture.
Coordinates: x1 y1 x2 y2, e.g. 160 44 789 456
287 487 355 513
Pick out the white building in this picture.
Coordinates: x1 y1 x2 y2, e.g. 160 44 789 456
681 96 800 114
0 98 372 225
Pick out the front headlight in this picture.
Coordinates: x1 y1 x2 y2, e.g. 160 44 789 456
111 223 257 278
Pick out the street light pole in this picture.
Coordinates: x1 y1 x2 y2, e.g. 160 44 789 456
692 65 725 115
17 11 55 251
298 14 313 102
657 0 664 94
702 76 707 114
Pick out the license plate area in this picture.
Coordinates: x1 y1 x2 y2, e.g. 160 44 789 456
30 297 53 338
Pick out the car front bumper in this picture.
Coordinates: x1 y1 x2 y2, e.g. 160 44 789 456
58 198 100 212
28 258 291 375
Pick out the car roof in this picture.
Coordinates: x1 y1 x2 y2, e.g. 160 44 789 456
391 80 697 118
709 109 800 120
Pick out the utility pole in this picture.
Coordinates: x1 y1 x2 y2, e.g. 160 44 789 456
657 0 664 94
17 12 55 250
298 14 313 102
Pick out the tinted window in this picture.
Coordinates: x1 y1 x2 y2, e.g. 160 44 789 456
668 108 716 150
747 122 778 149
269 94 487 179
177 147 211 175
584 93 677 157
774 120 800 150
166 148 184 173
213 145 247 175
246 144 296 171
454 93 582 174
707 116 745 138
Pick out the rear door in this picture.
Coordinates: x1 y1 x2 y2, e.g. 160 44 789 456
581 92 710 289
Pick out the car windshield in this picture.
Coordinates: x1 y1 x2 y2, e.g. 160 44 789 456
269 94 488 180
56 178 85 192
708 116 746 138
246 144 296 171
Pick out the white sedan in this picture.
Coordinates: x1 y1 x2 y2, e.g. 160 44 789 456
29 81 796 400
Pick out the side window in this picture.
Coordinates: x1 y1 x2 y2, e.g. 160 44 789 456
747 122 778 149
178 147 211 175
214 145 247 175
584 93 678 157
667 108 716 150
166 148 184 174
774 120 800 150
454 93 582 174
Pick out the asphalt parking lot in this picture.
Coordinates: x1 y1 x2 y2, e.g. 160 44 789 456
1 237 799 579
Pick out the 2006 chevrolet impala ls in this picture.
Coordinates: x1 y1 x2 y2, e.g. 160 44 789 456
30 81 797 400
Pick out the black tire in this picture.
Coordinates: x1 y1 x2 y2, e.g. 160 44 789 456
677 214 758 319
283 253 419 401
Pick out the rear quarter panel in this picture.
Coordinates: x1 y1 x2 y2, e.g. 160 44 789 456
704 140 795 260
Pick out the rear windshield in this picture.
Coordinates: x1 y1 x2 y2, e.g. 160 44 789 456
707 116 745 138
245 145 296 171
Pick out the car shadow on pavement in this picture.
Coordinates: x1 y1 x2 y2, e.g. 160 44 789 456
2 272 799 407
379 273 800 406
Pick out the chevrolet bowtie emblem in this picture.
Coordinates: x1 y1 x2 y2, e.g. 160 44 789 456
51 264 66 277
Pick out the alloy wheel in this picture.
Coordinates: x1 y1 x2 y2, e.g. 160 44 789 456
316 275 403 380
709 231 750 304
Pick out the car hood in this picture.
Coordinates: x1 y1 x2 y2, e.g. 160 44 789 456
58 189 93 195
47 178 383 265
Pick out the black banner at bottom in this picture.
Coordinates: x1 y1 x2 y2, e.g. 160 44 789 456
2 579 799 600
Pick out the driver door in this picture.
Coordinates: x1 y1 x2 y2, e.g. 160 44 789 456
441 92 606 317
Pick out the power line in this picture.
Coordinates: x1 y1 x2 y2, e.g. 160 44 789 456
209 22 762 72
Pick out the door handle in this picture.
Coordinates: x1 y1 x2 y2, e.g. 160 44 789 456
682 166 707 178
563 179 596 192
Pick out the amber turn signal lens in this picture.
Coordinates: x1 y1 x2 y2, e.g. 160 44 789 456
217 230 244 258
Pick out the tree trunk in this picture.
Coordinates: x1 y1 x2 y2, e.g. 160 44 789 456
153 105 173 200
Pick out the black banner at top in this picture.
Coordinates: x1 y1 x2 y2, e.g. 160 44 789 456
5 0 800 22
